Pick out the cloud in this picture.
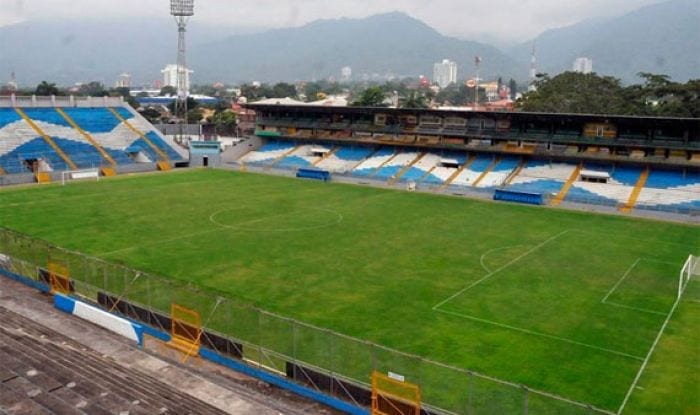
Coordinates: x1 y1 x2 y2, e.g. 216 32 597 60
0 0 664 42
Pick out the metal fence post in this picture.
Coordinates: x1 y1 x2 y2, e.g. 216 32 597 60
292 320 298 381
257 308 263 368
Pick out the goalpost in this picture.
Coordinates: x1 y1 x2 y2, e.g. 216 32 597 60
678 254 699 298
61 168 100 186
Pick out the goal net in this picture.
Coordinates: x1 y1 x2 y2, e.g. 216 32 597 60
678 254 699 298
61 169 100 186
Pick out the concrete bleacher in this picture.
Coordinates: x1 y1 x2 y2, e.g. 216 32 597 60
276 144 323 168
232 139 700 213
507 160 573 196
565 163 636 206
351 147 395 176
239 139 296 165
0 306 226 415
475 156 521 188
373 151 421 180
399 152 442 182
422 152 468 185
635 169 700 211
0 107 183 176
316 146 375 173
451 154 496 187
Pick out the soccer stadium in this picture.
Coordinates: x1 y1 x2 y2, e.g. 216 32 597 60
1 2 699 415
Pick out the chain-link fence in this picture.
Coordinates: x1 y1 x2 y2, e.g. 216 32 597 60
0 227 614 415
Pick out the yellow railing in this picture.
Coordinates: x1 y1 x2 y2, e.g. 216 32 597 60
55 108 117 176
15 108 78 171
107 107 170 170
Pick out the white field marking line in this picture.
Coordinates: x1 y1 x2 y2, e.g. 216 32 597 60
603 301 667 317
478 245 526 273
433 230 570 310
434 308 644 361
601 258 642 303
209 206 344 233
569 228 692 248
617 282 688 414
98 228 225 257
95 187 388 256
601 257 678 316
0 177 240 209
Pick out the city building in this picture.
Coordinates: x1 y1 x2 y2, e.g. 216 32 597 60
340 66 352 82
161 64 193 93
115 73 131 88
572 57 594 74
433 59 457 88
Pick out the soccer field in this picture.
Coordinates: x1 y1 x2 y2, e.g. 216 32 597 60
0 169 698 414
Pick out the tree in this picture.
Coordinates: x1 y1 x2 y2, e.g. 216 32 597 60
112 87 139 109
271 82 297 98
78 81 108 97
207 109 237 135
352 86 388 107
517 72 630 114
140 107 163 124
160 86 177 96
400 91 429 109
35 81 60 96
508 79 518 100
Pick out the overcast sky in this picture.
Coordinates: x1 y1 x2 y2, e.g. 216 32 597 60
1 0 664 43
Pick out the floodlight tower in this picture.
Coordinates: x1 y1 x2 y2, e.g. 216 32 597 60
170 0 194 141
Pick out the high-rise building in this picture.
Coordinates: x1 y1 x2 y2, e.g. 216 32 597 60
433 59 457 88
572 57 594 74
161 64 193 93
115 73 131 88
340 66 352 82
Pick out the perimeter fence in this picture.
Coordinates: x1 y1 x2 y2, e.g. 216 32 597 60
0 227 613 415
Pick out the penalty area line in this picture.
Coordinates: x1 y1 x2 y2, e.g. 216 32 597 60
433 230 570 310
616 282 687 414
434 308 645 362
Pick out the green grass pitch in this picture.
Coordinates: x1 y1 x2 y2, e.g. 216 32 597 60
0 169 697 414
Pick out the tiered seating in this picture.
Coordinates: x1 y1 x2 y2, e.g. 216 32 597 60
451 154 496 187
22 108 106 169
64 108 136 165
277 145 323 168
507 160 577 195
635 169 700 211
239 139 295 164
475 156 521 188
352 147 395 176
373 151 420 180
316 146 374 173
0 306 226 415
422 152 468 185
565 164 635 206
0 107 184 175
399 152 442 182
110 107 184 162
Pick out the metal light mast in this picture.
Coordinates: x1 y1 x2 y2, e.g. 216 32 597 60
170 0 194 142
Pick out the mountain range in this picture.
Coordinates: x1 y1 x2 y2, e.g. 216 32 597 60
0 0 697 87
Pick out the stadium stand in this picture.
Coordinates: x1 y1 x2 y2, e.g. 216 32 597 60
276 144 323 168
0 103 183 182
0 305 227 415
451 154 496 187
351 147 396 177
239 139 296 165
315 145 375 173
373 150 421 181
